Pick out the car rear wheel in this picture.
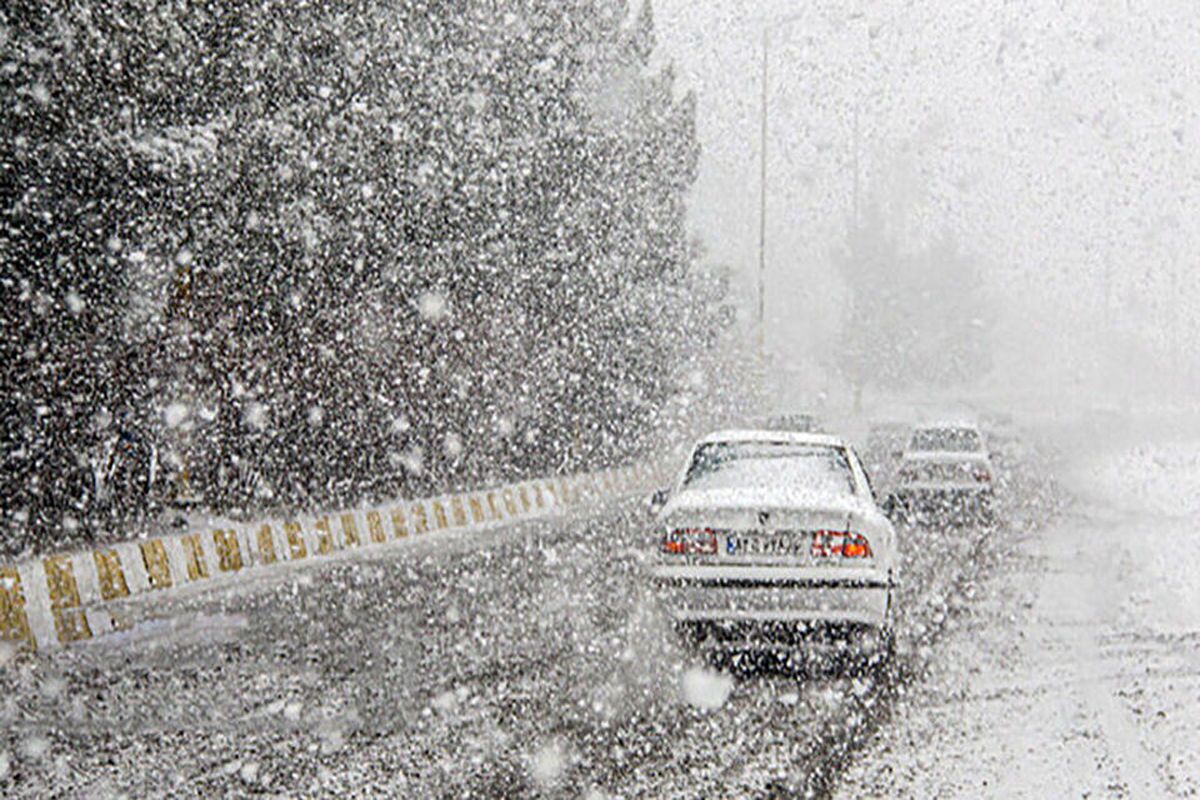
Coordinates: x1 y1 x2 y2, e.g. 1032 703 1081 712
876 625 897 663
976 497 998 527
863 586 898 675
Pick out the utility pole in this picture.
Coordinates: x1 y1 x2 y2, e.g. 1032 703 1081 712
849 52 865 412
757 26 769 359
756 10 846 369
852 101 861 230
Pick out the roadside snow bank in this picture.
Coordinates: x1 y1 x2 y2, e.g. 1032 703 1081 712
1073 443 1200 518
1066 441 1200 635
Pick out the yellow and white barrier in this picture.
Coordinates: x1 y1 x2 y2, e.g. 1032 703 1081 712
0 464 654 652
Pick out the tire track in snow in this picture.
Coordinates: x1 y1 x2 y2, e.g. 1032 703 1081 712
1037 514 1170 799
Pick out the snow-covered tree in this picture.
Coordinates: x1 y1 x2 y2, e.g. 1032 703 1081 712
1 0 705 545
833 202 993 402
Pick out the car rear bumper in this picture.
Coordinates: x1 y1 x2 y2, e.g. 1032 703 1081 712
892 486 993 510
649 565 892 631
673 618 889 655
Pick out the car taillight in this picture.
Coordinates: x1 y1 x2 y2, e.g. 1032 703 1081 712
811 530 873 559
662 528 719 555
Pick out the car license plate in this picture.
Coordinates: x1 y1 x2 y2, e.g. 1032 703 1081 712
725 532 809 557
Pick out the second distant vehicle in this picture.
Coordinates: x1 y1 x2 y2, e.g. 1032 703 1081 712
886 421 996 525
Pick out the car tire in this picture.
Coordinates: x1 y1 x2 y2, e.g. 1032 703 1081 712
868 585 898 675
977 497 998 527
864 626 896 678
881 626 897 660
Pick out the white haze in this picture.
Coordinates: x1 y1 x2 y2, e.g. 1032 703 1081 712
655 0 1200 409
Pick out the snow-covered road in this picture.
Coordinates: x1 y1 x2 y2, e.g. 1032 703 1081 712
0 432 1055 797
838 435 1200 798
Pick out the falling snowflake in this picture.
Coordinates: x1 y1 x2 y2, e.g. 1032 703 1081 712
401 447 424 475
163 402 190 428
243 402 268 431
530 740 568 787
416 291 450 322
681 667 732 711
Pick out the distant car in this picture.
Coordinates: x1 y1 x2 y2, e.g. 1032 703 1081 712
887 422 995 524
761 412 824 434
647 430 898 669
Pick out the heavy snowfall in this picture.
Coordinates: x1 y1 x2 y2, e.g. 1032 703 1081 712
1 1 1198 797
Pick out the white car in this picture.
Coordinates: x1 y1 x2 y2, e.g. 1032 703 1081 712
647 430 898 666
887 422 995 524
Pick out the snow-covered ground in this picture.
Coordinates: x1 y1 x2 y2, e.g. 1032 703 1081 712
838 432 1200 798
0 424 1054 797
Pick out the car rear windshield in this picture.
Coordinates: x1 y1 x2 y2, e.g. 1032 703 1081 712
909 427 983 453
764 414 819 432
901 461 986 482
682 442 855 495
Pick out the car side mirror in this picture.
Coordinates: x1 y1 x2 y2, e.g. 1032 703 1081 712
647 487 670 516
881 493 898 519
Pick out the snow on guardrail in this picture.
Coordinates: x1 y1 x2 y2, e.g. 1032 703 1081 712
0 464 655 652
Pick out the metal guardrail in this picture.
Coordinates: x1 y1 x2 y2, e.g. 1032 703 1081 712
0 464 656 652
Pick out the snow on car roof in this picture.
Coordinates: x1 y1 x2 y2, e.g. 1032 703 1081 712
696 429 847 448
902 450 990 463
912 420 981 431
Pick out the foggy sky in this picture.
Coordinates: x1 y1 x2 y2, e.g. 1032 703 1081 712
654 0 1199 401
